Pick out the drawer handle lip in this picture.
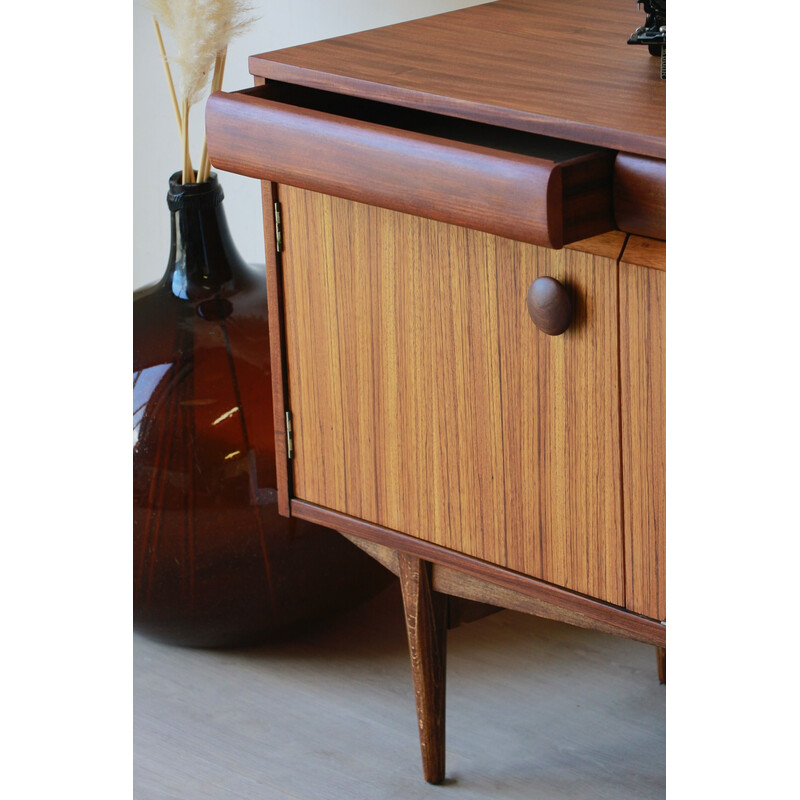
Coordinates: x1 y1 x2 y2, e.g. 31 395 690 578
526 276 574 335
205 88 615 249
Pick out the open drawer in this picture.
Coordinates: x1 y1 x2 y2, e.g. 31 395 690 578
206 82 615 249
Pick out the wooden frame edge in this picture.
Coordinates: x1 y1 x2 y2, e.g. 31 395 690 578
293 500 665 647
620 235 666 271
261 180 292 516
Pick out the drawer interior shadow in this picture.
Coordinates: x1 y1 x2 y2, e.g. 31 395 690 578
250 81 607 163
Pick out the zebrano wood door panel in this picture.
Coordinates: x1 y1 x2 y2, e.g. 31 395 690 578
619 243 666 620
280 186 624 605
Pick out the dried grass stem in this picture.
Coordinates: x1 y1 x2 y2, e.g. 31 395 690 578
197 49 227 183
152 17 183 137
149 1 255 184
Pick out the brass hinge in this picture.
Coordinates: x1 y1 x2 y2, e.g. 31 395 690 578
273 201 283 253
285 410 294 460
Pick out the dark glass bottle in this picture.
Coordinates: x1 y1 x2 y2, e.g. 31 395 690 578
133 173 388 647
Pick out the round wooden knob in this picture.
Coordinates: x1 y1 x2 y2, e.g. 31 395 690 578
526 276 573 335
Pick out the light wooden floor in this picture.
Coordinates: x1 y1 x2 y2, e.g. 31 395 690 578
134 581 665 799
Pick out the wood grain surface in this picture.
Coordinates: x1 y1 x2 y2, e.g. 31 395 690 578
248 0 665 158
260 181 292 516
206 83 614 249
295 500 665 647
619 241 666 620
565 230 627 260
397 554 448 784
280 185 624 606
337 532 501 630
620 234 666 271
340 526 666 647
613 154 666 240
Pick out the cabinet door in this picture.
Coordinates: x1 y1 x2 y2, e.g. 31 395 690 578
619 237 666 620
280 186 624 605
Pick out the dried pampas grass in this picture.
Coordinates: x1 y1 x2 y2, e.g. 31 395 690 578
148 0 256 183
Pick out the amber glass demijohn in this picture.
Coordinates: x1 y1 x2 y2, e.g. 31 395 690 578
133 173 388 647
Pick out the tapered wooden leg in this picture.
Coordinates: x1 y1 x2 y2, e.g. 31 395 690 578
656 646 666 684
397 553 448 785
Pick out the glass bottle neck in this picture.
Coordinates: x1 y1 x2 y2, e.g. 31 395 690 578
164 172 245 301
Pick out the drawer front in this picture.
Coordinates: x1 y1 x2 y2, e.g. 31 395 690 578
206 84 614 249
613 154 666 241
280 186 624 605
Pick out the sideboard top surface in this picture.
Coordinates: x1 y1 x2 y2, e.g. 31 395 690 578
249 0 666 159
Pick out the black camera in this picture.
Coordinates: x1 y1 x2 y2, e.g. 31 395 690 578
628 0 666 78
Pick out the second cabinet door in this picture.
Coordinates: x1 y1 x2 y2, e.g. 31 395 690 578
280 186 624 605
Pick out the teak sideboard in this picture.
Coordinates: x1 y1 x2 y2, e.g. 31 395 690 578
207 0 665 783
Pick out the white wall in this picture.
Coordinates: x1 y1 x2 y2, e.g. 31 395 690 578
133 0 487 290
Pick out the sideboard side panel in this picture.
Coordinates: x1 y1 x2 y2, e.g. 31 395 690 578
619 240 666 619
